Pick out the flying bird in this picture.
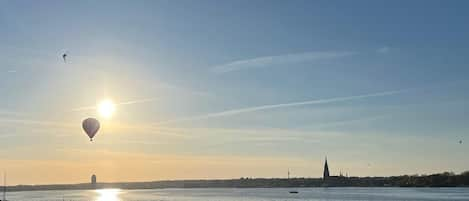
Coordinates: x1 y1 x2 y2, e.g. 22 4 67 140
62 53 67 63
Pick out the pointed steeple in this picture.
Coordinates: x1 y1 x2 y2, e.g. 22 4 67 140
323 157 330 179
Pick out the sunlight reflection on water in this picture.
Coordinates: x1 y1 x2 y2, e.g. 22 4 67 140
95 188 122 201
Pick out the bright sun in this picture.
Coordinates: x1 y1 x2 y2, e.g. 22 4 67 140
98 99 116 118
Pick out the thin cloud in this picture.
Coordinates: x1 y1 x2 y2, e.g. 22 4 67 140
0 118 74 128
153 82 214 98
377 46 390 54
212 51 356 73
155 89 410 125
311 115 390 130
0 109 27 117
0 133 15 138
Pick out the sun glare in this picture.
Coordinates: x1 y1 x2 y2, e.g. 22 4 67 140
98 99 116 118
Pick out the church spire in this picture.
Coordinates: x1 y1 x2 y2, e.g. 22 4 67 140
323 157 330 179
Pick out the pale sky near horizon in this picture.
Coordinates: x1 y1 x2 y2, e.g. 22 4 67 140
1 0 469 185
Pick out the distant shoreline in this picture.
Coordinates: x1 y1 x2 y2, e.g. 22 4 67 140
3 171 469 192
4 186 469 193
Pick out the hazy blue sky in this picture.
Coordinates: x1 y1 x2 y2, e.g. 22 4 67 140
1 0 469 184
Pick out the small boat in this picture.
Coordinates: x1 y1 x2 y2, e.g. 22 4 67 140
289 191 299 194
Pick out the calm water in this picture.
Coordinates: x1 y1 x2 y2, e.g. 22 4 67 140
5 188 469 201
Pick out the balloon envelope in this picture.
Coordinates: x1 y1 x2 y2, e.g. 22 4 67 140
82 118 100 141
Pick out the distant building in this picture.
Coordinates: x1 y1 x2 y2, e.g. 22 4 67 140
323 157 330 179
91 174 97 185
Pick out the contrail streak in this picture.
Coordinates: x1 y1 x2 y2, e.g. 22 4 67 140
118 98 159 106
155 89 411 125
71 97 158 112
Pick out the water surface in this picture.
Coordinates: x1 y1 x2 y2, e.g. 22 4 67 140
5 187 469 201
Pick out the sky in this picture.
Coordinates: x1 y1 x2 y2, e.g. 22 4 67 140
1 0 469 185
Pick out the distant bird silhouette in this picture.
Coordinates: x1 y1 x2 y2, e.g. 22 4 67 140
62 53 67 63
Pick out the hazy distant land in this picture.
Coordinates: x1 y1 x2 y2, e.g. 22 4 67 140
3 171 469 192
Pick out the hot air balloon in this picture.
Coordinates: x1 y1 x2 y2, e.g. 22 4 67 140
82 118 100 141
